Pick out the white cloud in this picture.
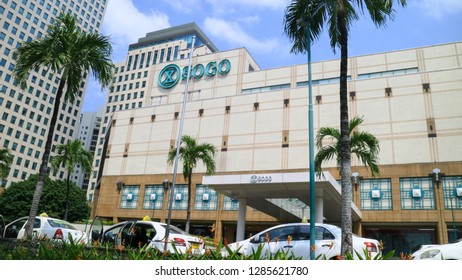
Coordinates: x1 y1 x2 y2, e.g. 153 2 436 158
413 0 462 19
159 0 204 14
207 0 288 10
237 15 261 25
203 18 280 53
162 0 288 15
103 0 170 61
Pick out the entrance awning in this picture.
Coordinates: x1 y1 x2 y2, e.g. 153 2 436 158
202 171 362 223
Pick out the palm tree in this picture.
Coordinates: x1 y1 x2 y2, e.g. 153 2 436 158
167 135 216 233
315 116 380 177
284 0 406 257
13 13 113 238
0 148 13 181
50 139 93 221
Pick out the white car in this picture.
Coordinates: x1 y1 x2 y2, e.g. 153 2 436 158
412 239 462 260
92 219 204 254
225 223 381 260
2 215 87 243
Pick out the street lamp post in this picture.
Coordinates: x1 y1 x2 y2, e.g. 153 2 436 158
307 21 316 261
352 172 359 191
430 168 456 241
432 168 443 189
164 35 196 253
160 178 171 221
298 16 316 260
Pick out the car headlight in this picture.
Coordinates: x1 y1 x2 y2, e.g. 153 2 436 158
420 249 441 259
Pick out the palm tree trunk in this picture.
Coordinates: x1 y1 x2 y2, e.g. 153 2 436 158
185 174 192 233
338 2 353 258
24 79 66 239
64 172 71 221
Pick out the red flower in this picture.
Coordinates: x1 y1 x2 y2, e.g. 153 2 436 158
287 235 292 244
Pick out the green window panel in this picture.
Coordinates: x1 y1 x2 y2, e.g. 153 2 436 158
119 185 140 209
223 196 239 211
360 178 392 210
142 185 164 210
400 177 435 210
194 185 218 211
170 185 188 210
442 176 462 210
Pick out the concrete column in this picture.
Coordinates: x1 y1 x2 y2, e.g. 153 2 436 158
236 198 247 241
315 190 323 223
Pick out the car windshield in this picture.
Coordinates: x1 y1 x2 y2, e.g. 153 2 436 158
161 224 188 235
325 224 360 237
47 219 77 230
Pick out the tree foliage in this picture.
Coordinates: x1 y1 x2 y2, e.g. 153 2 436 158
12 13 113 238
314 116 380 177
0 148 13 180
51 139 93 220
283 0 406 258
0 175 89 224
167 135 216 233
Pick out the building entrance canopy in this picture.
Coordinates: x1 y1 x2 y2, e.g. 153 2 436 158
202 171 362 223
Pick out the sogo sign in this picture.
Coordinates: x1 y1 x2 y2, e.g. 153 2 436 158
158 59 231 89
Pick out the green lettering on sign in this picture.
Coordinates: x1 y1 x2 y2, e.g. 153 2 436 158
158 59 231 88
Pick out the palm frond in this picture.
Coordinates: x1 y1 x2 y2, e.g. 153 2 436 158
167 135 217 180
0 148 13 179
315 116 380 177
13 13 113 103
314 144 338 176
284 0 406 53
50 139 93 174
316 127 340 148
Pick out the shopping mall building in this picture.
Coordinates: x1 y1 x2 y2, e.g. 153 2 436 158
89 23 462 255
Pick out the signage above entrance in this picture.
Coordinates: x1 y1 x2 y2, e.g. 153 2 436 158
158 59 231 89
250 175 272 183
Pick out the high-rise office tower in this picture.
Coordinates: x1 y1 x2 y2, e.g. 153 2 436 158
0 0 109 188
72 108 103 190
86 23 218 200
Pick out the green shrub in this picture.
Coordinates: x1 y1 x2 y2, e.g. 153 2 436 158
0 238 393 260
345 248 396 260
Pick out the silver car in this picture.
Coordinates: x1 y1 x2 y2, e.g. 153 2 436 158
2 215 87 243
225 223 381 260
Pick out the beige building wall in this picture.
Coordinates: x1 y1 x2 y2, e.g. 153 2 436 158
93 42 462 245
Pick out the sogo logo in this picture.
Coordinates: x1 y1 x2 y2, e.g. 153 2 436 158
250 175 272 183
158 59 231 89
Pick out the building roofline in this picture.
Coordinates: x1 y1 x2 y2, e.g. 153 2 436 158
128 22 219 52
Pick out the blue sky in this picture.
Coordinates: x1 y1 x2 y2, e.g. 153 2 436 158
83 0 462 112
